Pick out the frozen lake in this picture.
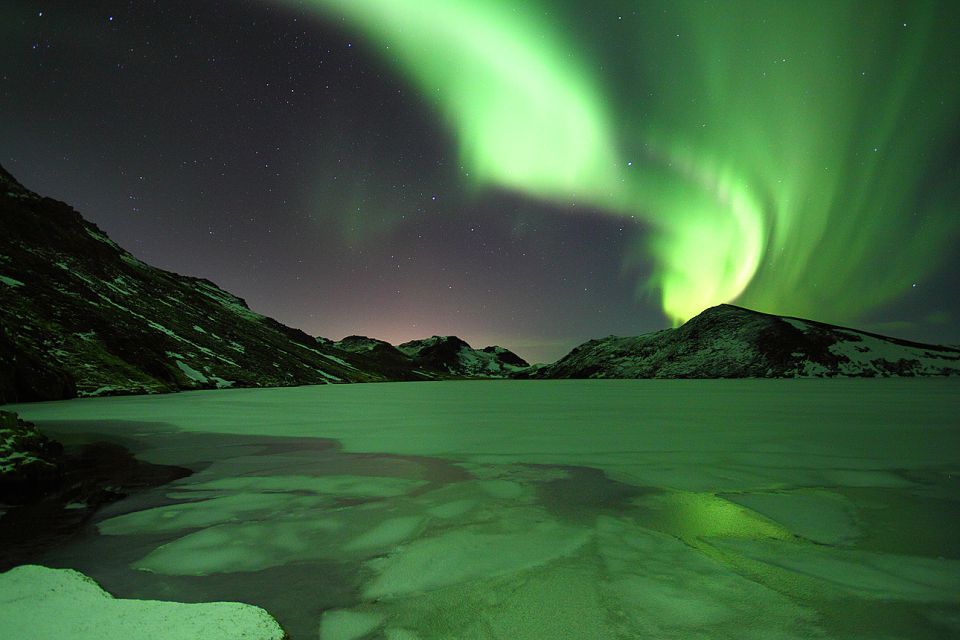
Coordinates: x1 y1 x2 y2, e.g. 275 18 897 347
8 380 960 639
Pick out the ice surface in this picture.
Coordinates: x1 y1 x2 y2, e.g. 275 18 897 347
135 518 344 575
631 490 794 541
363 507 591 599
722 489 862 545
424 498 476 519
101 472 428 575
476 478 525 499
345 515 424 551
189 474 424 497
0 565 285 639
13 380 958 492
596 517 822 639
714 538 960 602
319 609 383 640
8 380 960 639
99 492 333 535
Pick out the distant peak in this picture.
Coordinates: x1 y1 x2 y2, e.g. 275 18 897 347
694 303 750 315
399 335 471 349
337 335 393 347
681 303 766 325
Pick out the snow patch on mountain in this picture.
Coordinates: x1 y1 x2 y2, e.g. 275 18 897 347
174 360 209 384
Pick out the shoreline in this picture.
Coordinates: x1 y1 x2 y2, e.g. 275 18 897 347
0 432 191 572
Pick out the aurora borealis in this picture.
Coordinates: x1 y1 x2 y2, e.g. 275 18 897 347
3 1 959 360
292 0 960 325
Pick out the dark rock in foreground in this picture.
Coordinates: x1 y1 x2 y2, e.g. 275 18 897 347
531 305 960 379
0 411 63 502
0 410 191 571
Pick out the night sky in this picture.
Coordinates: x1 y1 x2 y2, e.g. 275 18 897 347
4 1 959 363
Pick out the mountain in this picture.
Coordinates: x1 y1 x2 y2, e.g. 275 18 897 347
333 334 529 378
531 304 960 379
396 336 530 377
0 166 424 402
0 165 532 403
6 164 952 399
332 336 436 380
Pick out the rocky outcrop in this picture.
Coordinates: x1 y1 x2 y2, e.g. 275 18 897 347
0 411 192 570
532 304 960 379
0 411 63 502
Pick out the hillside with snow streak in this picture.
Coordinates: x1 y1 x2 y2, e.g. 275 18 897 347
532 305 960 379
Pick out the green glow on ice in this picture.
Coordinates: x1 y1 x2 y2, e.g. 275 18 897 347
282 0 960 325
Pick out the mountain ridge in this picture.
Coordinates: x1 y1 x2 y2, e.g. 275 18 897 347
330 334 527 379
530 304 960 379
3 164 957 404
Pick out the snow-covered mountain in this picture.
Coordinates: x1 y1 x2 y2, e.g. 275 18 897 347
532 304 960 379
396 336 530 377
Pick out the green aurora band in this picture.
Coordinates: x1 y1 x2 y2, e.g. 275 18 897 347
282 0 960 325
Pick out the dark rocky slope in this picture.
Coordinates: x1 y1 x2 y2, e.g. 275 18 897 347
531 304 960 379
0 165 530 402
0 166 414 402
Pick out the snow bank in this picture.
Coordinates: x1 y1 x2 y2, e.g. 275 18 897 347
0 565 286 639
